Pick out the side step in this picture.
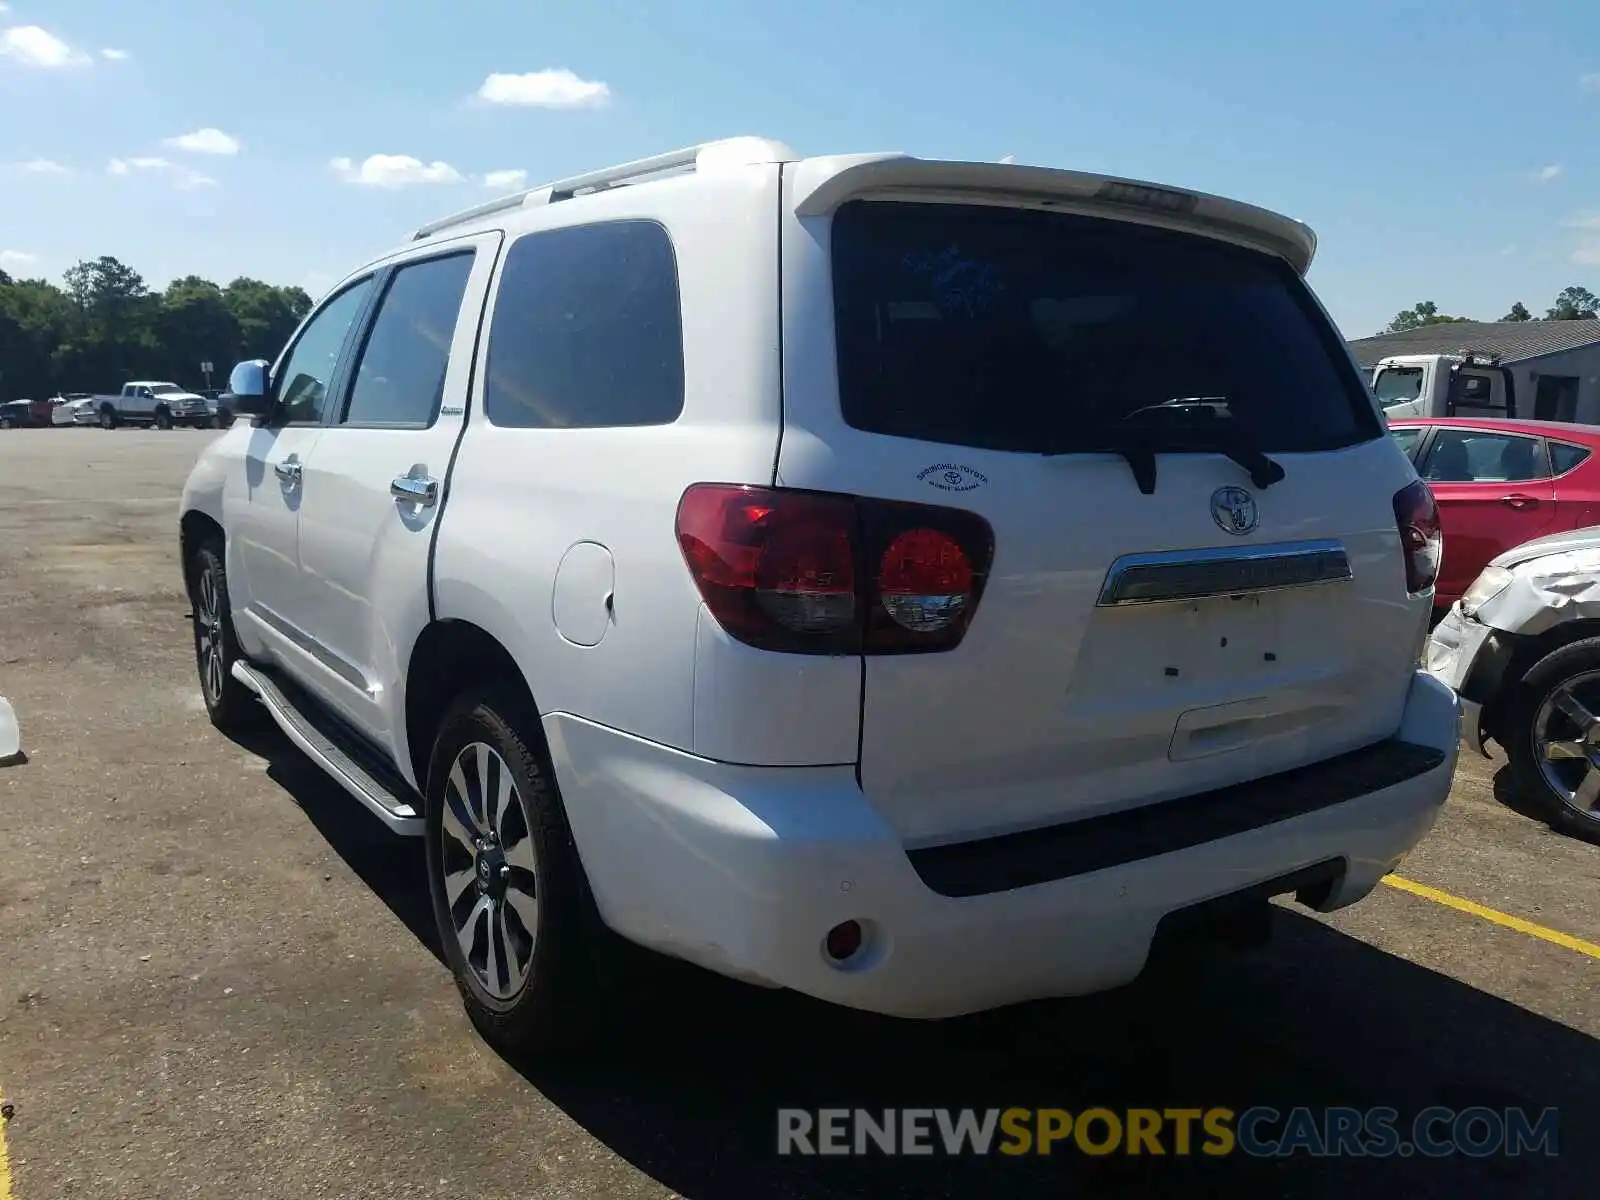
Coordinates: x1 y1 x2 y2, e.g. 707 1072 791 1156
231 660 424 837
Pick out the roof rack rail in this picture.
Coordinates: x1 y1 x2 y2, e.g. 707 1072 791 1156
411 136 800 242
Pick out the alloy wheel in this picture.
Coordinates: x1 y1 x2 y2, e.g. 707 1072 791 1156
438 742 540 1000
1532 669 1600 820
194 563 226 706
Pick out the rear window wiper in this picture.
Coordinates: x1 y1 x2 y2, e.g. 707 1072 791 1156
1041 410 1287 496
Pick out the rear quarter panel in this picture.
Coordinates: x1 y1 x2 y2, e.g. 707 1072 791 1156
433 165 786 754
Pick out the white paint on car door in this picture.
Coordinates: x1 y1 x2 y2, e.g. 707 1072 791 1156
226 275 379 676
293 232 500 746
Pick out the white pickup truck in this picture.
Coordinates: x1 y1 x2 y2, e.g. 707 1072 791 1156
93 380 217 430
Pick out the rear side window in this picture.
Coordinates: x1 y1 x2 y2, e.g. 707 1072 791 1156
484 220 684 429
1551 441 1592 476
1420 429 1549 483
829 201 1379 454
342 251 475 428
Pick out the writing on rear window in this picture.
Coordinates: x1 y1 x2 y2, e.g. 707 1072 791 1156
829 201 1378 456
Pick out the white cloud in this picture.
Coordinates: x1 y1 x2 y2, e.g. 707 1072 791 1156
1574 240 1600 266
0 25 92 68
1501 244 1518 256
0 249 38 267
330 153 464 187
109 155 169 174
1563 212 1600 230
1583 72 1600 93
163 127 241 156
107 156 216 190
100 47 129 61
18 158 69 174
475 69 610 109
482 168 528 190
998 154 1017 165
1533 164 1564 183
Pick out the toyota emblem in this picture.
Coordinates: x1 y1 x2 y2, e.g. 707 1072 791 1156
1210 486 1258 536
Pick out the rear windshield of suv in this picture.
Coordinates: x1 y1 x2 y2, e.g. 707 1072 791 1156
829 200 1379 455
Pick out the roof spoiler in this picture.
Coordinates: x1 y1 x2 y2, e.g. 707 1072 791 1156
788 155 1318 275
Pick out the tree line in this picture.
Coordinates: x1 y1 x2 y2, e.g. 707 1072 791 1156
1385 285 1599 333
0 255 313 401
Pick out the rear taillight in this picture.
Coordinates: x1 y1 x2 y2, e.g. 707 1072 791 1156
1392 479 1441 595
675 484 994 655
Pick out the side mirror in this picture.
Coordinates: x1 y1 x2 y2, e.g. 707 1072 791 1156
224 360 271 417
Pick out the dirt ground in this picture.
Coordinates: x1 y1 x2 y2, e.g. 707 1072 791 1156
1 428 1597 1199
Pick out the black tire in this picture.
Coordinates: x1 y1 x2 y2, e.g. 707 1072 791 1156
154 407 173 430
424 688 635 1060
99 407 117 429
0 417 13 430
1504 637 1600 840
189 540 259 732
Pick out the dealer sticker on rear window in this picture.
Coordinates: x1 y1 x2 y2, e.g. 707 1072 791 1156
918 464 988 492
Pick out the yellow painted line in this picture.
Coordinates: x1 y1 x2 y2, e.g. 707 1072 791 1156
1382 874 1600 960
0 1086 13 1200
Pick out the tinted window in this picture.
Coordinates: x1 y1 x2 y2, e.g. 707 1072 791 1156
1551 441 1592 475
830 201 1378 454
342 252 475 427
1389 426 1424 460
1421 429 1548 483
274 279 375 425
484 221 683 428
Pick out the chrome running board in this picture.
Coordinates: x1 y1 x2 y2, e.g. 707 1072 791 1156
232 660 423 837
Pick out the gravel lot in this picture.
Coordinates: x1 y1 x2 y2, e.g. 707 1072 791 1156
1 428 1597 1198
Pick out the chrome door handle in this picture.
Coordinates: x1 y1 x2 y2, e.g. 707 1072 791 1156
1500 494 1537 509
273 457 301 483
391 475 438 507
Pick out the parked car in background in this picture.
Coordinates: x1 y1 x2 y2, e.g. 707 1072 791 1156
52 396 98 426
92 381 217 429
0 401 39 429
1426 529 1600 839
1388 417 1600 610
179 137 1458 1059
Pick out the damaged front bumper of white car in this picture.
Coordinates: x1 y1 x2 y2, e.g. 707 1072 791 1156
1424 544 1600 757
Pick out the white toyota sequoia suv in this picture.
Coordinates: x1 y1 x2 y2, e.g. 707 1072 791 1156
179 137 1459 1055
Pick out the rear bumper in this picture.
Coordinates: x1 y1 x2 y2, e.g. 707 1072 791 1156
548 671 1458 1019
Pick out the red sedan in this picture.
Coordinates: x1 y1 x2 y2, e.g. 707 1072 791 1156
1388 417 1600 608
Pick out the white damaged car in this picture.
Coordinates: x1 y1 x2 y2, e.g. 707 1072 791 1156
1426 527 1600 838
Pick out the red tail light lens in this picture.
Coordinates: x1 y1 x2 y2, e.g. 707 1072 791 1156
675 484 993 654
1392 479 1441 594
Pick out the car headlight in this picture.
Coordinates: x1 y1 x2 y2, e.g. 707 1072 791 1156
1459 565 1513 619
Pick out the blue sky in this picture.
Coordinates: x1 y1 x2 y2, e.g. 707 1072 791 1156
1 0 1597 337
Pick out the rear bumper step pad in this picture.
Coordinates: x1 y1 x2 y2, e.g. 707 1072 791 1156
907 738 1446 898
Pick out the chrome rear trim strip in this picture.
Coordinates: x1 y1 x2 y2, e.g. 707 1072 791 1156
1097 539 1353 606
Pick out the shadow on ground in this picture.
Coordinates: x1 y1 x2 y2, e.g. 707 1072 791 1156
1492 764 1600 849
240 721 1600 1199
225 718 441 960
